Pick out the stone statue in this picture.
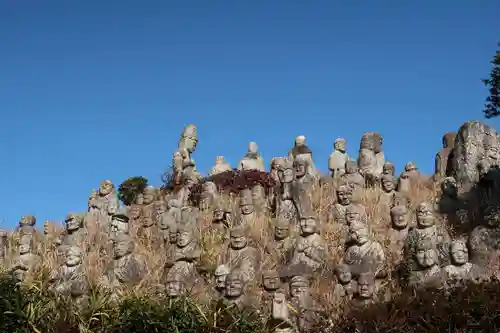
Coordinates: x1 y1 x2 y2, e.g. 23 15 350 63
199 181 219 211
468 205 500 266
265 218 293 264
444 240 474 284
261 269 282 311
224 227 261 283
380 174 397 205
213 264 230 298
168 223 201 278
57 213 88 252
382 161 395 176
11 234 40 282
212 199 231 232
224 269 256 310
332 185 353 225
109 209 130 239
88 180 119 229
345 203 368 227
159 199 181 242
269 157 285 213
178 124 198 156
276 157 299 224
177 162 201 206
328 138 349 178
343 222 385 277
388 205 411 250
398 162 420 193
289 275 315 332
408 239 445 289
357 132 385 186
139 186 157 232
434 132 456 180
290 216 326 271
49 246 88 307
341 160 365 191
238 141 265 172
289 135 318 179
16 214 39 240
128 201 142 229
292 155 316 220
209 156 231 176
351 272 376 307
238 188 256 227
333 264 356 301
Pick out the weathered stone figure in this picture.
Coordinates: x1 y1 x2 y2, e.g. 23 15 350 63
289 275 315 332
178 124 198 156
380 173 397 205
332 185 354 225
167 223 201 278
357 132 385 186
49 246 88 306
199 181 219 211
224 227 261 283
11 234 40 282
238 141 265 171
444 240 474 283
277 157 299 224
434 132 456 180
290 216 326 271
224 269 256 310
261 269 282 310
57 213 87 252
382 161 395 176
344 222 385 277
265 218 293 263
468 205 500 266
238 188 256 226
388 205 411 249
292 155 316 220
159 199 181 241
398 162 420 193
213 264 230 298
110 209 130 239
128 200 142 228
16 214 39 239
209 156 231 176
89 180 119 228
408 239 445 289
328 138 349 178
351 272 376 307
139 186 157 231
341 160 365 191
333 264 356 301
177 162 201 206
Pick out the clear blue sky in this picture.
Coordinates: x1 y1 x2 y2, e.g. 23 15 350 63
1 1 499 229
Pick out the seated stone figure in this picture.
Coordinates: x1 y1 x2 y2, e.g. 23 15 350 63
332 184 354 225
159 199 181 242
333 264 356 301
238 188 256 227
163 223 201 280
57 213 88 253
468 204 500 267
11 234 41 282
408 239 445 290
49 246 88 306
290 216 326 272
0 229 7 264
351 272 377 307
224 227 261 283
164 262 201 298
379 174 397 206
444 240 476 284
265 218 293 264
212 264 230 299
199 181 219 211
388 205 411 250
109 209 130 239
288 275 316 332
341 160 365 191
223 269 258 310
343 222 385 277
100 234 147 291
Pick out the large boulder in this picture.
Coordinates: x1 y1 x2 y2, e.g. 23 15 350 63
450 121 500 193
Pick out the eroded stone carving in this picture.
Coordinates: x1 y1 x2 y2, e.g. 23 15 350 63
357 132 385 186
89 180 119 228
351 272 376 307
238 141 265 171
332 185 353 225
344 222 385 276
238 188 256 226
328 138 349 178
408 239 444 289
434 132 456 180
444 240 474 283
341 160 365 191
11 234 40 282
292 155 315 220
57 213 87 252
290 216 326 271
265 218 293 263
224 227 261 283
333 264 356 301
209 156 231 176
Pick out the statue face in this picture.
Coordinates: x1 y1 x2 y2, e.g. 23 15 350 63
337 189 352 206
66 216 80 231
20 215 35 227
263 274 280 290
275 226 289 240
391 210 408 228
416 248 437 268
294 162 306 178
358 280 373 298
240 204 254 215
166 281 182 297
382 179 395 192
143 190 155 205
176 231 191 247
99 182 113 196
66 251 82 267
230 235 247 249
334 140 346 152
169 230 178 243
213 209 224 221
113 240 130 258
226 278 243 297
19 243 30 254
351 227 369 245
346 209 362 225
416 204 435 227
290 283 308 299
451 243 468 265
129 206 142 219
336 267 351 284
215 273 227 289
486 144 499 162
299 218 316 235
183 136 198 153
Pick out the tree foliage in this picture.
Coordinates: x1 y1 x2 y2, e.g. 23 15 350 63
483 42 500 118
117 176 148 206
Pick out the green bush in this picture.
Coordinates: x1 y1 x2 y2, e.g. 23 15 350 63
117 176 148 206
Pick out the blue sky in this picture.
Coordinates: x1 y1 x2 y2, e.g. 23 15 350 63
0 1 499 229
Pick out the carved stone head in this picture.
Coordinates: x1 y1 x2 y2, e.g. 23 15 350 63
381 174 396 192
334 138 346 153
18 234 33 255
239 188 254 215
112 234 134 259
357 272 375 299
65 213 83 232
392 192 410 209
335 264 352 284
349 222 370 246
248 141 259 154
230 227 247 250
373 133 383 154
290 275 309 299
20 215 36 227
415 239 438 269
168 223 178 244
99 180 114 196
274 219 290 240
441 177 458 198
382 162 395 176
135 193 144 205
213 201 225 222
262 270 280 291
165 266 184 297
111 210 130 234
176 224 194 248
337 185 353 206
142 186 156 205
65 246 83 267
450 240 468 266
294 155 309 178
295 135 306 147
442 132 456 149
279 158 294 184
299 216 318 236
345 160 358 174
179 124 198 153
390 205 409 229
346 203 367 225
215 264 230 289
416 202 436 228
226 270 244 298
405 161 417 172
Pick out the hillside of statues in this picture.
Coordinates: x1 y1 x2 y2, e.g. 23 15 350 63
2 119 500 331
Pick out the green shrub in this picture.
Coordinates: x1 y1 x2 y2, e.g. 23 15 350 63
117 176 149 206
